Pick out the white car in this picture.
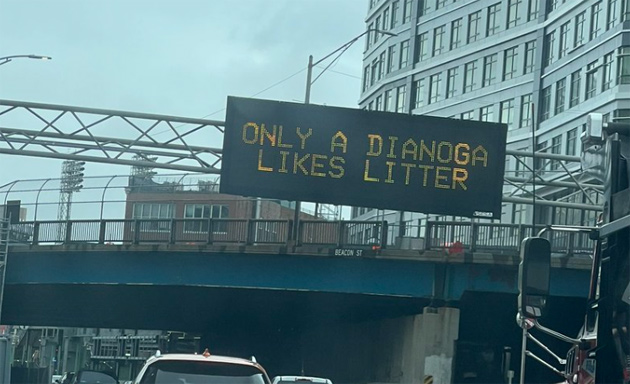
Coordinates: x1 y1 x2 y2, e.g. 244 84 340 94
133 349 271 384
272 376 333 384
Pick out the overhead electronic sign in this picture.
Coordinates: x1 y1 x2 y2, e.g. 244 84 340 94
221 97 507 219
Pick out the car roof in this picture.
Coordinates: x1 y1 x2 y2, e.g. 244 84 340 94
273 376 332 384
146 353 265 370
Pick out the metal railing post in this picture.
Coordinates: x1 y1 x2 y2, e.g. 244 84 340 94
337 221 344 247
32 222 40 245
567 232 575 257
471 221 478 252
425 221 433 250
65 221 73 244
169 219 176 244
288 220 295 246
133 220 140 245
246 219 253 245
380 221 388 249
99 220 107 244
207 218 214 245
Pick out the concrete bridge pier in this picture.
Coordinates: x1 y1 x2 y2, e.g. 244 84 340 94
400 307 460 384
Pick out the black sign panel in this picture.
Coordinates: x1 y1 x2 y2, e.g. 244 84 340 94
221 97 507 218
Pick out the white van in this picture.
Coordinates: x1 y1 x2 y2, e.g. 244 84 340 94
272 376 333 384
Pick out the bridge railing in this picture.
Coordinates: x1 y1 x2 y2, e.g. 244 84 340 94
8 218 595 256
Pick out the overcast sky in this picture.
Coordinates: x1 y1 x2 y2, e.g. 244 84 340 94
0 0 367 218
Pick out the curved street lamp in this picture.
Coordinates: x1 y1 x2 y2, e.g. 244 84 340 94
292 28 397 236
0 54 52 66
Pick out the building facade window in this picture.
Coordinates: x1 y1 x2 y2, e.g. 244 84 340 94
503 46 518 80
363 66 370 92
500 99 514 128
413 79 426 108
528 0 539 21
487 3 502 36
566 128 578 156
575 11 586 47
585 60 598 100
385 89 394 111
461 110 475 120
590 2 602 40
433 26 445 56
383 8 390 30
450 18 462 50
400 40 410 68
429 73 442 104
468 11 481 43
387 45 397 73
555 78 566 114
507 0 521 28
550 135 562 170
183 204 229 232
570 70 581 107
391 1 400 28
415 33 429 63
446 67 458 98
520 94 532 128
540 86 552 121
403 0 412 23
559 21 570 59
483 54 497 87
133 203 174 232
544 30 556 67
618 47 630 84
375 95 383 111
436 0 448 9
480 105 494 122
396 85 407 112
608 0 620 29
536 140 548 174
379 51 386 80
418 0 431 16
602 52 614 90
524 40 536 74
464 60 477 93
370 58 378 86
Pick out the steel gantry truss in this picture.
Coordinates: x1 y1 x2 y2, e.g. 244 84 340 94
0 99 603 212
0 99 225 173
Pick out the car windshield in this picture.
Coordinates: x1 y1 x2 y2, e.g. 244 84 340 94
139 361 267 384
76 371 117 384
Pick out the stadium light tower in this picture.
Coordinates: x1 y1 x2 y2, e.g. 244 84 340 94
57 160 85 222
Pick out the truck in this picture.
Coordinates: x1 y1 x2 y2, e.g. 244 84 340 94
517 113 630 384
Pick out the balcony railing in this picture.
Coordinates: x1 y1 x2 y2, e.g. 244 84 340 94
8 219 595 256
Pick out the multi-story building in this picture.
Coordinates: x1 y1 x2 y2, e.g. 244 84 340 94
356 0 624 233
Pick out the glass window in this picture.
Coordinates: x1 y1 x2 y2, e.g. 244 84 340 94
429 73 442 104
375 95 383 111
566 128 578 156
419 0 431 16
415 32 428 63
585 60 598 100
555 78 566 115
575 11 586 47
480 105 494 122
461 110 475 120
403 0 412 23
464 60 477 93
396 85 407 112
383 8 390 30
133 203 174 232
500 99 514 128
608 0 620 29
387 45 397 73
483 54 497 87
550 135 562 170
379 51 386 80
570 70 581 107
520 94 532 128
366 22 374 49
528 0 539 21
467 11 481 43
540 86 551 121
375 16 382 42
413 79 426 109
363 66 370 92
618 47 630 84
503 46 518 80
370 59 378 86
487 3 502 36
544 30 556 67
433 26 445 56
385 89 394 111
524 40 536 74
559 21 570 59
391 1 400 28
450 18 462 50
436 0 448 9
507 0 521 28
446 67 458 98
399 40 410 67
591 2 602 40
602 52 614 91
536 140 548 175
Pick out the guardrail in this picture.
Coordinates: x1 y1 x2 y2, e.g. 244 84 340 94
7 219 595 256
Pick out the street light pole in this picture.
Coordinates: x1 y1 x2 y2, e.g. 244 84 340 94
0 54 52 66
291 29 396 241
